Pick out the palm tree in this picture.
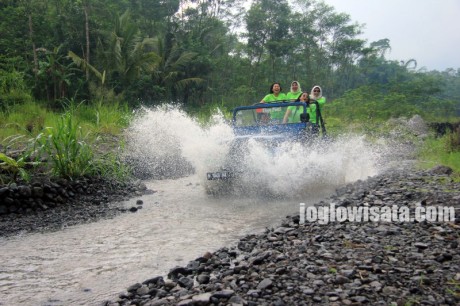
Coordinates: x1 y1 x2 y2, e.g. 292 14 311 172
96 10 160 93
151 32 204 103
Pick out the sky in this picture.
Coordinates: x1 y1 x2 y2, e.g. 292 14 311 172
322 0 460 71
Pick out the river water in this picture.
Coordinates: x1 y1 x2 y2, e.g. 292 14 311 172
0 106 387 305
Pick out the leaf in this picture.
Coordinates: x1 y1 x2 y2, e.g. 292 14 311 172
0 153 18 168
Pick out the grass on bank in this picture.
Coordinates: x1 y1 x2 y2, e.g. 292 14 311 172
0 100 133 183
417 134 460 181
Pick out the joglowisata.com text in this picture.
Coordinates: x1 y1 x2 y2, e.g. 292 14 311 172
299 203 456 225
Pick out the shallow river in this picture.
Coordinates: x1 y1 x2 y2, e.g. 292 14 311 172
0 175 337 306
0 107 387 305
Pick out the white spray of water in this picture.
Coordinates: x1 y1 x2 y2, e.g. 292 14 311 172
125 105 233 179
235 135 382 197
125 105 387 196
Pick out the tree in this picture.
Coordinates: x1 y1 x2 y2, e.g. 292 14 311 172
244 0 292 84
370 39 391 58
95 10 160 95
149 31 204 104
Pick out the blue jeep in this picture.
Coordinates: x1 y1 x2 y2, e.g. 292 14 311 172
205 101 324 195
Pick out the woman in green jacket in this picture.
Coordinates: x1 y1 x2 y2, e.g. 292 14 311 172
283 91 309 123
308 85 326 124
260 82 286 103
286 81 302 102
260 82 286 122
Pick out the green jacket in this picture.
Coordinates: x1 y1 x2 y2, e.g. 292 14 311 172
262 93 287 103
307 97 326 124
262 93 286 120
285 105 302 123
286 91 301 102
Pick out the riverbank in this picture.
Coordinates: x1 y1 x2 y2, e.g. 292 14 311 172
0 176 150 238
105 167 460 306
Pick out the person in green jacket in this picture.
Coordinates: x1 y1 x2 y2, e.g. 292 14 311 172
286 81 302 102
260 82 286 103
283 91 309 123
308 85 326 125
260 82 286 122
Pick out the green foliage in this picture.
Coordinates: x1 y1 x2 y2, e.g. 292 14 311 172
0 69 33 112
93 151 133 182
326 79 457 126
187 100 232 126
1 99 133 182
36 112 95 178
76 100 132 135
0 152 39 183
447 127 460 152
0 100 54 140
0 134 41 183
417 135 460 180
56 97 128 133
95 10 161 97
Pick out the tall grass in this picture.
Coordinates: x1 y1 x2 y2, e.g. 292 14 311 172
0 99 132 141
72 99 132 135
35 111 133 181
0 101 58 140
37 112 95 178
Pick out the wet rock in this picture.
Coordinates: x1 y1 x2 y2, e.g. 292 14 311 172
178 277 193 289
257 278 273 290
429 165 453 175
196 274 210 284
0 177 151 238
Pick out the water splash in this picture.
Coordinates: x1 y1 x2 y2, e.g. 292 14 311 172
124 105 388 196
124 104 233 179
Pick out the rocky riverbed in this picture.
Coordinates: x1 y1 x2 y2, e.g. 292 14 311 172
0 176 149 238
104 167 460 306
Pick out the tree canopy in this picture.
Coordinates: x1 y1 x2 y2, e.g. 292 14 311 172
0 0 459 120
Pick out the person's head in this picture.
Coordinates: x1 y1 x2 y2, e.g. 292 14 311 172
297 92 309 102
270 82 282 94
310 85 322 99
290 81 301 93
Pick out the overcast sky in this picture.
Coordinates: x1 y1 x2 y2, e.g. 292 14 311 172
323 0 460 71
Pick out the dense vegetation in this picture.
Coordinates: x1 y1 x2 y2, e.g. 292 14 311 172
1 0 459 183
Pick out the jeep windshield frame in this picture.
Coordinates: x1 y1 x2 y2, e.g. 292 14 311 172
232 101 308 136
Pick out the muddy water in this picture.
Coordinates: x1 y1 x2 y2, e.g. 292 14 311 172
0 175 335 306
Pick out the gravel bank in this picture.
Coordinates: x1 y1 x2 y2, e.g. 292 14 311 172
105 167 460 306
0 177 149 238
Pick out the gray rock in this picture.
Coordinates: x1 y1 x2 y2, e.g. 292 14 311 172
257 278 273 290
